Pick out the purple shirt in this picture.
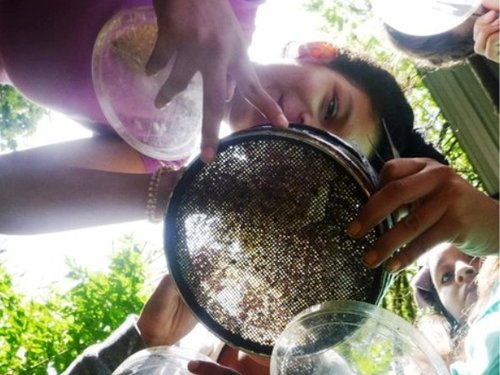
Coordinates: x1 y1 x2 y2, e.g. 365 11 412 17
0 0 263 134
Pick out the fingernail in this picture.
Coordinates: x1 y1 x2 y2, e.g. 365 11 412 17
154 92 170 109
346 220 361 238
385 258 401 273
201 147 216 164
275 113 289 128
362 251 378 268
145 59 161 76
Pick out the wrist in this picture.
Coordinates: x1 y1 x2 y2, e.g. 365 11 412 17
136 315 170 347
135 318 155 347
146 166 183 223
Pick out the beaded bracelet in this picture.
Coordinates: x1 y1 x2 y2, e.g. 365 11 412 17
146 166 175 223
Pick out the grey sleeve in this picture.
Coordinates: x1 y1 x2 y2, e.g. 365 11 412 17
62 315 146 375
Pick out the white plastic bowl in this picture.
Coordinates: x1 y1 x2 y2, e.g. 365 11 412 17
92 6 203 161
112 345 214 375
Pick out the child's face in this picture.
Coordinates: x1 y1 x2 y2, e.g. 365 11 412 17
428 244 480 321
228 60 380 157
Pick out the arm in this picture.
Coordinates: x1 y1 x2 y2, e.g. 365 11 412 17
347 158 499 272
136 275 198 347
0 135 180 234
146 0 288 163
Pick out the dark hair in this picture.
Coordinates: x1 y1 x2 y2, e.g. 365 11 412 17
326 52 448 171
384 24 475 67
423 277 461 330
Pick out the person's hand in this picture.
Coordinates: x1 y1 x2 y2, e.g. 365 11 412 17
136 274 198 347
346 158 499 272
187 360 241 375
473 9 499 62
146 0 288 163
481 0 499 12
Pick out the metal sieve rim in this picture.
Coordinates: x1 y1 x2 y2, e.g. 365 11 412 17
164 124 394 356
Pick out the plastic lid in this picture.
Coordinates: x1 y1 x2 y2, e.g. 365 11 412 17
372 0 482 36
92 6 203 161
271 300 451 375
112 345 214 375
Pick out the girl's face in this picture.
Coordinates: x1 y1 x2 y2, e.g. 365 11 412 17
228 60 380 157
428 244 481 322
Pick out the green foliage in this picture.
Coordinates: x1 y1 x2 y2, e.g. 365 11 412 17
0 84 47 151
381 268 418 323
0 265 66 374
334 338 394 374
0 235 149 374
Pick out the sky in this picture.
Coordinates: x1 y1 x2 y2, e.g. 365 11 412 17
0 0 329 298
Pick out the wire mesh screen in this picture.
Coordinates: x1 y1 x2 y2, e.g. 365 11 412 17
165 126 390 356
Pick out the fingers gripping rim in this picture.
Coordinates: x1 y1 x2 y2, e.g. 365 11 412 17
164 124 393 356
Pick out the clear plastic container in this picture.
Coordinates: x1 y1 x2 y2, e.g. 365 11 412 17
92 6 203 161
112 345 214 375
271 300 450 375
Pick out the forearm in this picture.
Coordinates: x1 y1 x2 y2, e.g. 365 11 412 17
1 166 149 234
0 137 179 234
229 0 265 44
471 195 499 256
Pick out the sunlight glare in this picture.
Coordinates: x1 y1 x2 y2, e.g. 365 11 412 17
3 0 328 298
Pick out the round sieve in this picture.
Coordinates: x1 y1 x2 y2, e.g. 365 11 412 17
164 124 394 356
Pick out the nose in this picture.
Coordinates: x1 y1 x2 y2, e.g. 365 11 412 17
455 261 478 284
279 95 317 126
300 112 315 126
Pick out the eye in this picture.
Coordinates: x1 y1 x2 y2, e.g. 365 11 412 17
441 271 453 285
324 97 338 120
